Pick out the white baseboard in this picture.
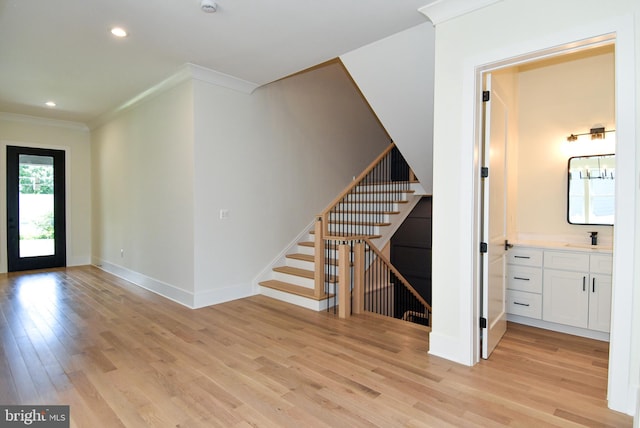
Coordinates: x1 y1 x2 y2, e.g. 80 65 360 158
507 314 610 342
428 331 474 366
634 385 639 426
93 258 257 309
193 282 255 309
93 258 195 308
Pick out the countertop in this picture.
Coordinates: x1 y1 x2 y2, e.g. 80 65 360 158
512 239 613 253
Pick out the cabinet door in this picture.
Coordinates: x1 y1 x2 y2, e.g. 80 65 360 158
543 269 589 328
588 274 612 332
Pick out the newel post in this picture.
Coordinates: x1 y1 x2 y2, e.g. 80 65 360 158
338 243 351 319
352 241 365 315
313 217 325 299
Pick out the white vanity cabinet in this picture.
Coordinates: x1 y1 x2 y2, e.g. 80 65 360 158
542 250 612 333
506 244 612 338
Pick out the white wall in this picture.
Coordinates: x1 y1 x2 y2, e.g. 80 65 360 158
192 61 389 307
91 80 197 304
340 23 435 193
90 61 389 308
428 0 638 416
0 114 92 271
516 48 615 243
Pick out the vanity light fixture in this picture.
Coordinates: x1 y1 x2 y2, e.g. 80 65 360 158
566 126 615 142
45 101 56 108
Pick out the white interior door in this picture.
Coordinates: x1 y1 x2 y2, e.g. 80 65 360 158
481 73 509 359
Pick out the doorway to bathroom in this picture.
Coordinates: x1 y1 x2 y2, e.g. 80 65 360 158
479 39 616 359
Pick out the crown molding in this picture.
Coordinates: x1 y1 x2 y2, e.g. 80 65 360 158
187 63 259 94
419 0 502 26
89 63 259 130
0 112 89 131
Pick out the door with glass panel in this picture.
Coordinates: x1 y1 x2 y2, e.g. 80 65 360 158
6 146 66 271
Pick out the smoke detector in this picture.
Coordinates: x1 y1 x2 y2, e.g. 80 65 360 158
200 0 217 13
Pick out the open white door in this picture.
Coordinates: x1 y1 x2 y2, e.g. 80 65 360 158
481 73 509 359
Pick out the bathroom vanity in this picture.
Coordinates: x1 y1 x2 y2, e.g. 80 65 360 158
506 241 612 341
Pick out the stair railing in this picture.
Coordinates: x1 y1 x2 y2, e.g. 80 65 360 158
325 237 431 327
317 142 411 239
313 142 429 327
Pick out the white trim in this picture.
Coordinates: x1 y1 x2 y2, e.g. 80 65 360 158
93 258 195 308
193 282 256 309
188 63 259 94
466 15 636 416
0 112 88 131
507 316 610 342
94 258 258 309
428 331 473 365
252 218 315 292
418 0 503 26
89 63 260 130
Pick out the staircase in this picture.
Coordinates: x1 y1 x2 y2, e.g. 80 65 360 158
258 180 426 311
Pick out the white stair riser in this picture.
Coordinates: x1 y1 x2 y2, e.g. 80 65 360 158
297 245 315 256
336 202 401 211
356 184 410 192
286 257 314 271
259 286 335 311
345 193 408 202
328 224 381 235
273 271 314 288
328 213 392 223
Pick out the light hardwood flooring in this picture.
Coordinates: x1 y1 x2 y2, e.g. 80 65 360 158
0 266 633 427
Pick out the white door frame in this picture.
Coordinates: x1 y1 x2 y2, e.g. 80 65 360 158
470 19 637 415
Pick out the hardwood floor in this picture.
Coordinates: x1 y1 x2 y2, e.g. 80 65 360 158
0 266 632 427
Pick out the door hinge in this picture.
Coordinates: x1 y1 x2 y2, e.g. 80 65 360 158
480 242 488 253
481 167 489 178
480 317 487 328
482 91 490 102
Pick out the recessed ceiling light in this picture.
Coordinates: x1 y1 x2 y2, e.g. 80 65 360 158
110 27 128 38
45 101 56 107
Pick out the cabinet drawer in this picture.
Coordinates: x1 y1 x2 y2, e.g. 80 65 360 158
506 265 542 293
507 290 542 319
507 248 543 267
590 254 613 274
544 250 589 271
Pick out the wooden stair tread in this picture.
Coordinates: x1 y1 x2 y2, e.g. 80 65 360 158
286 253 338 265
259 280 332 300
273 266 314 279
351 189 415 195
287 253 314 262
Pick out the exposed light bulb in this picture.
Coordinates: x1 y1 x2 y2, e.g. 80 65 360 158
45 101 56 107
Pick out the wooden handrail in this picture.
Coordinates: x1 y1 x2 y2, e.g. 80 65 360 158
318 142 397 237
362 237 432 313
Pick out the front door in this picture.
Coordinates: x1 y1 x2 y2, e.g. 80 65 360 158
481 74 509 359
6 146 66 271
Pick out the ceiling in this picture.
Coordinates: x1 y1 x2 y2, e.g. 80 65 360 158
0 0 432 124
